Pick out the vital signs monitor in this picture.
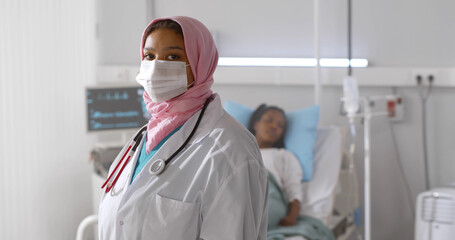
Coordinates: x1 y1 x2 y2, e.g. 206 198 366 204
85 86 151 132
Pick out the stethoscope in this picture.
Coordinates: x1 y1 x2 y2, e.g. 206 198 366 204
101 95 213 194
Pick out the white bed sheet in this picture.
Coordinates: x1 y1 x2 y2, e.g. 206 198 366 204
283 126 341 240
300 126 342 225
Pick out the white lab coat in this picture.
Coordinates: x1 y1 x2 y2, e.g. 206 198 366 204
98 94 269 240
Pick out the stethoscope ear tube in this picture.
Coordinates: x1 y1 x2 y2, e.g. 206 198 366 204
132 133 144 151
134 127 147 141
162 96 212 166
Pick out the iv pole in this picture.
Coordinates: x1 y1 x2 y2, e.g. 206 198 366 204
345 1 374 238
345 96 397 240
363 97 372 240
314 0 321 106
344 1 398 239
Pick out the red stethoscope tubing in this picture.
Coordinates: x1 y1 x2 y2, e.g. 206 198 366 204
101 145 132 193
101 126 146 193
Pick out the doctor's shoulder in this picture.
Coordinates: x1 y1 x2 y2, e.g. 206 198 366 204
207 110 264 166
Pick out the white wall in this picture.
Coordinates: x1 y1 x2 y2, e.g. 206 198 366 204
96 0 149 65
99 0 455 66
0 0 96 239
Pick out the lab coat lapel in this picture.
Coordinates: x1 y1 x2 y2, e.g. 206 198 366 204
116 142 141 196
184 94 224 145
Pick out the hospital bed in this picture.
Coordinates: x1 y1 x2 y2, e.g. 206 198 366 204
301 126 342 225
288 126 357 240
76 126 353 240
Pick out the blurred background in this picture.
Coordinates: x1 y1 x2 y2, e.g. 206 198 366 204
1 0 454 239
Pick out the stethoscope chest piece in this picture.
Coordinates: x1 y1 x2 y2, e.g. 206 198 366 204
149 159 166 175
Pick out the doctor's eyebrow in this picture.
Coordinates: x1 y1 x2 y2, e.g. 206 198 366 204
164 46 185 51
143 46 185 51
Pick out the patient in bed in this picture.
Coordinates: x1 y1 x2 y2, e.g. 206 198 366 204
248 104 335 240
248 104 303 227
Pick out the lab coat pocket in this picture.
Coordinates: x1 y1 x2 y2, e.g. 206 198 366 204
142 194 200 239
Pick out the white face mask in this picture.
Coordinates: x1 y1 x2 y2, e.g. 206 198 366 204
136 60 192 103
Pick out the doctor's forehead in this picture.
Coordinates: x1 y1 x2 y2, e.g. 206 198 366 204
145 19 183 38
143 29 186 50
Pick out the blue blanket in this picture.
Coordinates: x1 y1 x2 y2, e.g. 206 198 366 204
267 173 336 240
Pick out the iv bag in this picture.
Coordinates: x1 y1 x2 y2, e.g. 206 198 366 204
343 76 359 118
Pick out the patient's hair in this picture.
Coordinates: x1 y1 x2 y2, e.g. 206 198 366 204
248 104 286 148
144 19 184 39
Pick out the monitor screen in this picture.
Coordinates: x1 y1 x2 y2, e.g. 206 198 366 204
86 86 151 132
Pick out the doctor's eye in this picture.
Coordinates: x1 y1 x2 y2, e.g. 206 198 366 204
144 54 155 60
167 54 181 60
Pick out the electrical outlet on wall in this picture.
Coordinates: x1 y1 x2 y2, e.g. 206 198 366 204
388 96 404 122
411 68 438 86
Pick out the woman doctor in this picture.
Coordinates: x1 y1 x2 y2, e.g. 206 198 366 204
98 16 269 240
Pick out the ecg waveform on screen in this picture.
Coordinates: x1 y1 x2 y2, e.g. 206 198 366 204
86 87 150 131
91 110 139 119
89 120 141 130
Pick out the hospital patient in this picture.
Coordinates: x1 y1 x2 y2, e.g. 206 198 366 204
248 104 303 227
248 104 335 240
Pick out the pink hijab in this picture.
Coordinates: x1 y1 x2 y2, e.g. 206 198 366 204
140 16 219 154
